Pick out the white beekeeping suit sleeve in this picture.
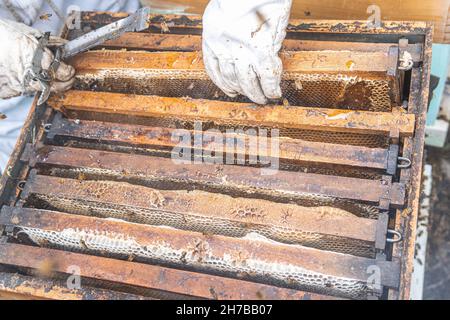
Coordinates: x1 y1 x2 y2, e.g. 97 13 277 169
202 0 293 105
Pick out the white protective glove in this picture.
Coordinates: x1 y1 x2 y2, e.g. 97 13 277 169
202 0 292 105
0 18 75 100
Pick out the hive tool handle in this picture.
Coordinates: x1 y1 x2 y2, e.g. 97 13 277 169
61 7 151 59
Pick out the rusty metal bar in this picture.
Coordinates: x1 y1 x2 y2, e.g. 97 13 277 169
47 114 391 171
0 207 400 296
19 172 379 256
0 272 149 300
22 144 406 209
0 241 336 300
48 91 414 137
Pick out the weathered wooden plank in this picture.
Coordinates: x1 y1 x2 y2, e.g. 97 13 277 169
100 33 422 62
80 12 432 38
103 33 385 51
69 49 391 74
47 115 390 171
48 91 415 137
0 207 400 298
0 272 149 300
0 11 432 302
20 173 378 256
66 49 401 111
139 2 446 43
0 241 335 300
390 29 433 300
0 96 40 207
22 145 406 209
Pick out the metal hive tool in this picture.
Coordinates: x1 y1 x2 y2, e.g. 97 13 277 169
0 12 432 300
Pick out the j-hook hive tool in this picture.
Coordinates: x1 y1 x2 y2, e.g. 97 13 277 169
32 7 151 105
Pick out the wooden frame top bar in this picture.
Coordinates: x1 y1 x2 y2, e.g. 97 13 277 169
69 49 392 73
0 207 400 294
23 144 406 208
79 12 429 36
0 241 336 300
21 173 377 244
48 115 390 170
48 91 415 137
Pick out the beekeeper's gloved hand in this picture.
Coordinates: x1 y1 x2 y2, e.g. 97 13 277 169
0 19 75 100
202 0 292 105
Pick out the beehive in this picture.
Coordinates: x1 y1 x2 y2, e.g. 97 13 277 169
0 12 432 300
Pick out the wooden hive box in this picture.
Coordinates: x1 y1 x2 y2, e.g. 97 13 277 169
0 12 432 300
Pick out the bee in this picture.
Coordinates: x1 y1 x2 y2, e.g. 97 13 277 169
79 238 89 250
180 251 187 264
39 13 53 21
77 172 86 181
281 209 293 224
160 21 170 33
209 287 218 300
